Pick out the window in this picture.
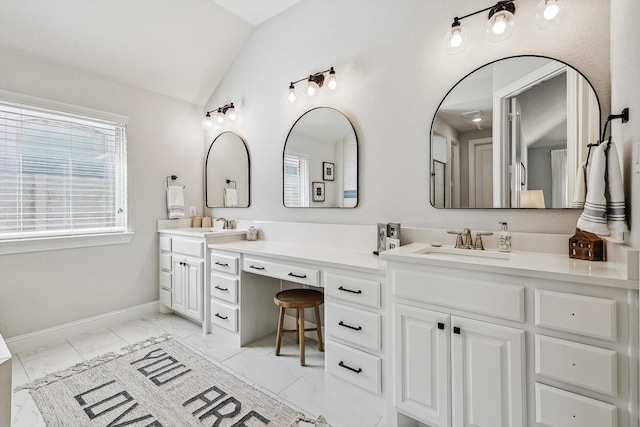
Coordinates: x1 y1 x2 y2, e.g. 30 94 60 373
283 153 309 207
0 94 128 239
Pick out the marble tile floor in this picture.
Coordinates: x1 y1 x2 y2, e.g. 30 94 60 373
10 312 388 427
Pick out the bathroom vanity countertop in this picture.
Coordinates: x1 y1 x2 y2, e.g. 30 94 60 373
208 240 386 274
158 228 246 238
381 243 639 290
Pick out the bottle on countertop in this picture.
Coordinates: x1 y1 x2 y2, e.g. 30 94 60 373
498 222 511 252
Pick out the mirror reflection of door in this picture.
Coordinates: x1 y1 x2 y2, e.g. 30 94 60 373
433 160 445 208
468 137 493 208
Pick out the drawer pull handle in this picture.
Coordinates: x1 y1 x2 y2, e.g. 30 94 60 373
453 326 461 335
288 272 307 279
338 286 362 294
339 361 362 374
215 261 229 267
249 265 265 270
214 285 228 292
214 313 228 320
338 321 362 331
437 322 445 330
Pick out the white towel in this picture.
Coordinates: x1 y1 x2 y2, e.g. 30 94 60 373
224 188 237 207
577 143 609 235
571 161 587 209
605 141 628 233
167 186 184 219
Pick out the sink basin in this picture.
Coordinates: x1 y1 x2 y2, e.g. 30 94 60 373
414 245 511 260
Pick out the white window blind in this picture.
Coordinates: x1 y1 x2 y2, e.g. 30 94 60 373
0 98 128 238
283 154 309 207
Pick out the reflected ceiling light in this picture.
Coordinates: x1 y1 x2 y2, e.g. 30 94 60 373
287 67 337 103
202 103 236 129
463 110 483 129
536 0 566 29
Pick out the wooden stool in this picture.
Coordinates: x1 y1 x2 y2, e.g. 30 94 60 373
273 289 324 366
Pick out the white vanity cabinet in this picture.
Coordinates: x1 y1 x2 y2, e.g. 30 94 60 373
392 266 526 427
324 270 385 395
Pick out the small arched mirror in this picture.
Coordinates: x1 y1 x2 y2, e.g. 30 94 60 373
205 132 250 208
431 55 600 209
283 107 358 208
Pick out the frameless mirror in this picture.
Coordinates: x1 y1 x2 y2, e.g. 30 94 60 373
431 55 600 209
283 107 358 208
205 132 250 208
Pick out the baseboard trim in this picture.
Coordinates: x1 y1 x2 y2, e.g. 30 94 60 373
5 301 161 354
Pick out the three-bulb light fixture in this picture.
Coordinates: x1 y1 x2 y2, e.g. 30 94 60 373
444 0 566 54
287 67 337 103
202 103 236 129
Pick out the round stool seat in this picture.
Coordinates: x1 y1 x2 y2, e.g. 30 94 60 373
274 289 324 309
273 288 324 366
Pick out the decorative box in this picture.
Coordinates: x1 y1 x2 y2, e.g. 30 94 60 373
569 228 604 261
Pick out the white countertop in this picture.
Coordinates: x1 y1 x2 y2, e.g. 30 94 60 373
381 243 638 290
158 228 246 238
208 240 386 274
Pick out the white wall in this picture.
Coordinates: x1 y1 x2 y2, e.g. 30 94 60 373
205 0 612 234
0 49 204 337
611 0 640 250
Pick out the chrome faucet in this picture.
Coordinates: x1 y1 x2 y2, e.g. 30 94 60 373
447 229 493 250
216 217 228 229
461 228 472 249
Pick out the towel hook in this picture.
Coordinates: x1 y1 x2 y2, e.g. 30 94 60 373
586 108 629 167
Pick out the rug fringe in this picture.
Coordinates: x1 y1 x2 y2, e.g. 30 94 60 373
15 334 172 392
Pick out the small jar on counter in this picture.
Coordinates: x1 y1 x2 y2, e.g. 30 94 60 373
246 226 258 241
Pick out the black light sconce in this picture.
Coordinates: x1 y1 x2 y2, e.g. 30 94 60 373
444 0 566 54
287 67 337 103
202 103 236 129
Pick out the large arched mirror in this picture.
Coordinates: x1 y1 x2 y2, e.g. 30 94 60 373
430 55 600 209
283 107 358 208
205 132 250 208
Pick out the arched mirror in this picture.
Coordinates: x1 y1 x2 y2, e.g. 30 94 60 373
430 55 600 209
205 132 250 208
283 107 358 208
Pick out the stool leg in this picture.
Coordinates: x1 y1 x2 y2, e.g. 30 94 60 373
275 306 285 356
314 304 324 352
298 307 305 366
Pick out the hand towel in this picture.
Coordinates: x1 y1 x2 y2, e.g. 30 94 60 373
224 188 237 207
571 161 587 209
604 141 628 233
167 186 185 219
577 143 609 235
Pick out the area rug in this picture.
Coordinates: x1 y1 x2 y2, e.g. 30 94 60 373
17 335 315 426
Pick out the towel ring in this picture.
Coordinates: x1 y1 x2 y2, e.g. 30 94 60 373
586 108 629 167
166 175 185 189
226 179 237 189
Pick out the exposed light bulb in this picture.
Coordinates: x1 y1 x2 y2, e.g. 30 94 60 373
226 106 237 121
215 109 225 124
450 30 463 48
443 18 467 54
327 68 337 90
287 83 296 103
201 114 213 129
487 9 514 42
544 3 559 20
492 14 507 35
307 80 318 96
536 0 565 29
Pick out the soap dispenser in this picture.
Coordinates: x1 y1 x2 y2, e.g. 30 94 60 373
498 222 511 252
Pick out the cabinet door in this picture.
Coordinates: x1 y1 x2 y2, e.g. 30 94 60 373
185 259 203 321
394 304 450 427
172 258 186 314
451 316 525 427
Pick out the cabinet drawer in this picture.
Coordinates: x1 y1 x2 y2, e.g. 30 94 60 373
172 239 204 258
159 253 172 271
535 334 617 395
326 274 381 308
159 288 172 307
160 270 172 290
211 301 238 332
326 303 381 351
159 235 172 252
535 290 616 341
326 340 381 394
211 274 238 304
243 257 319 286
211 252 239 275
535 383 617 427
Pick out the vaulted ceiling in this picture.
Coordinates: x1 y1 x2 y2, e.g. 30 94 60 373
0 0 300 106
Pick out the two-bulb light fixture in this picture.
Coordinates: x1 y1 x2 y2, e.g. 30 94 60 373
287 67 337 103
444 0 566 54
202 103 236 129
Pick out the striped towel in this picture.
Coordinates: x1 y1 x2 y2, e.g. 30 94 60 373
167 186 185 219
576 141 628 235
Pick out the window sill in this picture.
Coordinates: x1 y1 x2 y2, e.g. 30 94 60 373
0 232 135 255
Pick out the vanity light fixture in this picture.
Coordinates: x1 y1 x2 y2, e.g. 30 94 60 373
202 103 236 129
287 67 337 103
444 0 565 54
